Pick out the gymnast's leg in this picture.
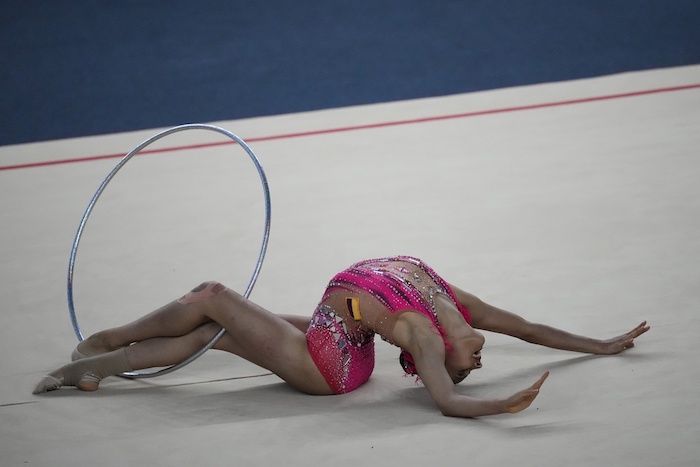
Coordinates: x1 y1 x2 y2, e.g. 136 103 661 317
34 282 332 395
278 315 312 333
71 281 228 359
73 284 313 358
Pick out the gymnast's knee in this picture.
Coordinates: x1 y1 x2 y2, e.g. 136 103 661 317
177 281 229 305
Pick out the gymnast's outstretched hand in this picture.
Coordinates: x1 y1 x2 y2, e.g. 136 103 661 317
595 321 650 355
503 371 549 414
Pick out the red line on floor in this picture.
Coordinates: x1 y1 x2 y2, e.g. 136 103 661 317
2 83 699 172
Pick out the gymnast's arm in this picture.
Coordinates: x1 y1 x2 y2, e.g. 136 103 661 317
449 284 650 355
392 313 547 418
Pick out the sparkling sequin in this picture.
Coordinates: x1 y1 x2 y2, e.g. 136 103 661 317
307 304 374 393
307 256 473 392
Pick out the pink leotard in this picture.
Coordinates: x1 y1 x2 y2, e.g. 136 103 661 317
306 256 471 394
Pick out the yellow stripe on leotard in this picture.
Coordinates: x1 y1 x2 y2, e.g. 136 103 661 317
346 297 362 320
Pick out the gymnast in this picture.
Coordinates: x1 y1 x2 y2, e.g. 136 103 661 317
33 255 649 418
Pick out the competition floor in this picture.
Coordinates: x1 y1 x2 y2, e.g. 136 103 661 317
2 65 699 466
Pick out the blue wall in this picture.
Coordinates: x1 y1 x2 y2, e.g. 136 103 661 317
2 0 699 145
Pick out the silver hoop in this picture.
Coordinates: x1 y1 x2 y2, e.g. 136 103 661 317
67 124 271 378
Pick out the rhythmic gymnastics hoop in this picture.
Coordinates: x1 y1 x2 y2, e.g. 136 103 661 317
67 124 271 379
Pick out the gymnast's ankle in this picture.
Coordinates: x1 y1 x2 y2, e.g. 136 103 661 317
72 331 117 361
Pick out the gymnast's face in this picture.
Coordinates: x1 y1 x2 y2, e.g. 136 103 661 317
446 329 485 384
